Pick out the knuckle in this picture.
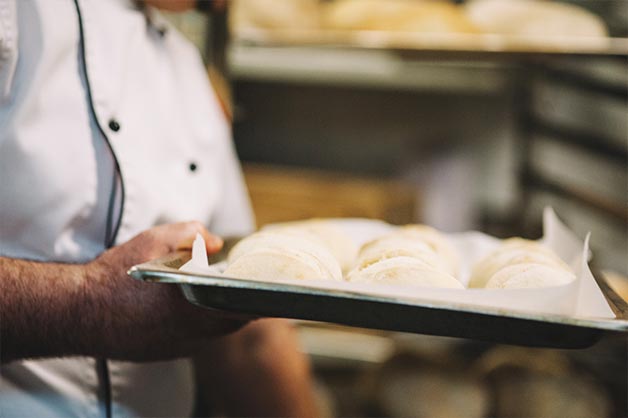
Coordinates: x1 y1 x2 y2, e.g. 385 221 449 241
190 220 204 230
183 221 205 235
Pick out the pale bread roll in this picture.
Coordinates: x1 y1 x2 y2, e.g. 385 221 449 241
347 256 464 289
396 225 460 276
322 0 413 31
498 237 556 254
224 248 337 282
356 235 449 274
264 220 358 273
323 0 478 34
227 231 343 280
469 243 570 288
485 263 576 289
466 0 608 48
230 0 320 31
392 3 479 34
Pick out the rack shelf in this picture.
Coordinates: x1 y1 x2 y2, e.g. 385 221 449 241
232 28 628 59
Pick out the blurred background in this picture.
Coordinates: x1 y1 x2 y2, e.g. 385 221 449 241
164 1 627 416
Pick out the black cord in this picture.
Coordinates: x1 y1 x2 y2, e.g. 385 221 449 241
104 172 119 249
72 0 126 249
72 0 126 416
94 359 113 418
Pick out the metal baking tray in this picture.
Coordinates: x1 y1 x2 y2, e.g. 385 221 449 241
129 250 628 349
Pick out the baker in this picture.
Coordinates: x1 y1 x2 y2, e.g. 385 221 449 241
0 0 316 416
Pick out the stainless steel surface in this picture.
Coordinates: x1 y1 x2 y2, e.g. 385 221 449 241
129 251 628 348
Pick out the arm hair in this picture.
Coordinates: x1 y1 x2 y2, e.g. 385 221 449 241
0 257 94 362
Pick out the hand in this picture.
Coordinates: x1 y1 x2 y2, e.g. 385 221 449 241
83 222 248 361
140 0 226 13
196 319 320 417
140 0 195 12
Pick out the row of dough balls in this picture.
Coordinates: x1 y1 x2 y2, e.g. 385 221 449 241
224 220 576 290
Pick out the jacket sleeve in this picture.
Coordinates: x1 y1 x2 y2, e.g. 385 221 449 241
0 0 18 103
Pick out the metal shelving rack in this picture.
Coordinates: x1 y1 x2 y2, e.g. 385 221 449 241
202 3 628 242
516 58 628 234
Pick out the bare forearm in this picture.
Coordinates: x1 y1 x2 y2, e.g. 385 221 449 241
0 257 91 363
0 256 234 363
1 222 246 364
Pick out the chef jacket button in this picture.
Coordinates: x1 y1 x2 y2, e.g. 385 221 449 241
157 27 168 38
189 162 198 173
108 119 121 132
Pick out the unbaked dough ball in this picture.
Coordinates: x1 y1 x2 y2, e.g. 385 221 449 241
485 263 576 289
469 239 573 288
469 239 570 288
396 225 460 276
226 230 343 281
357 235 449 274
224 247 339 282
264 219 358 273
347 256 463 289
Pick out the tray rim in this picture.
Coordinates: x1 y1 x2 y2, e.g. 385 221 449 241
128 251 628 333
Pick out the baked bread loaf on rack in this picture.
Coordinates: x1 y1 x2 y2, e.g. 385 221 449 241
322 0 478 34
465 0 608 49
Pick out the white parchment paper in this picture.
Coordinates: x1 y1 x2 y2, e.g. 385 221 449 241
181 208 615 319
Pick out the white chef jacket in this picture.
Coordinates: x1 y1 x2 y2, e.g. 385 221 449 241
0 0 255 416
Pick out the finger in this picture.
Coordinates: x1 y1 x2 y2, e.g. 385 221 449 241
174 222 223 254
176 235 198 250
199 229 223 254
